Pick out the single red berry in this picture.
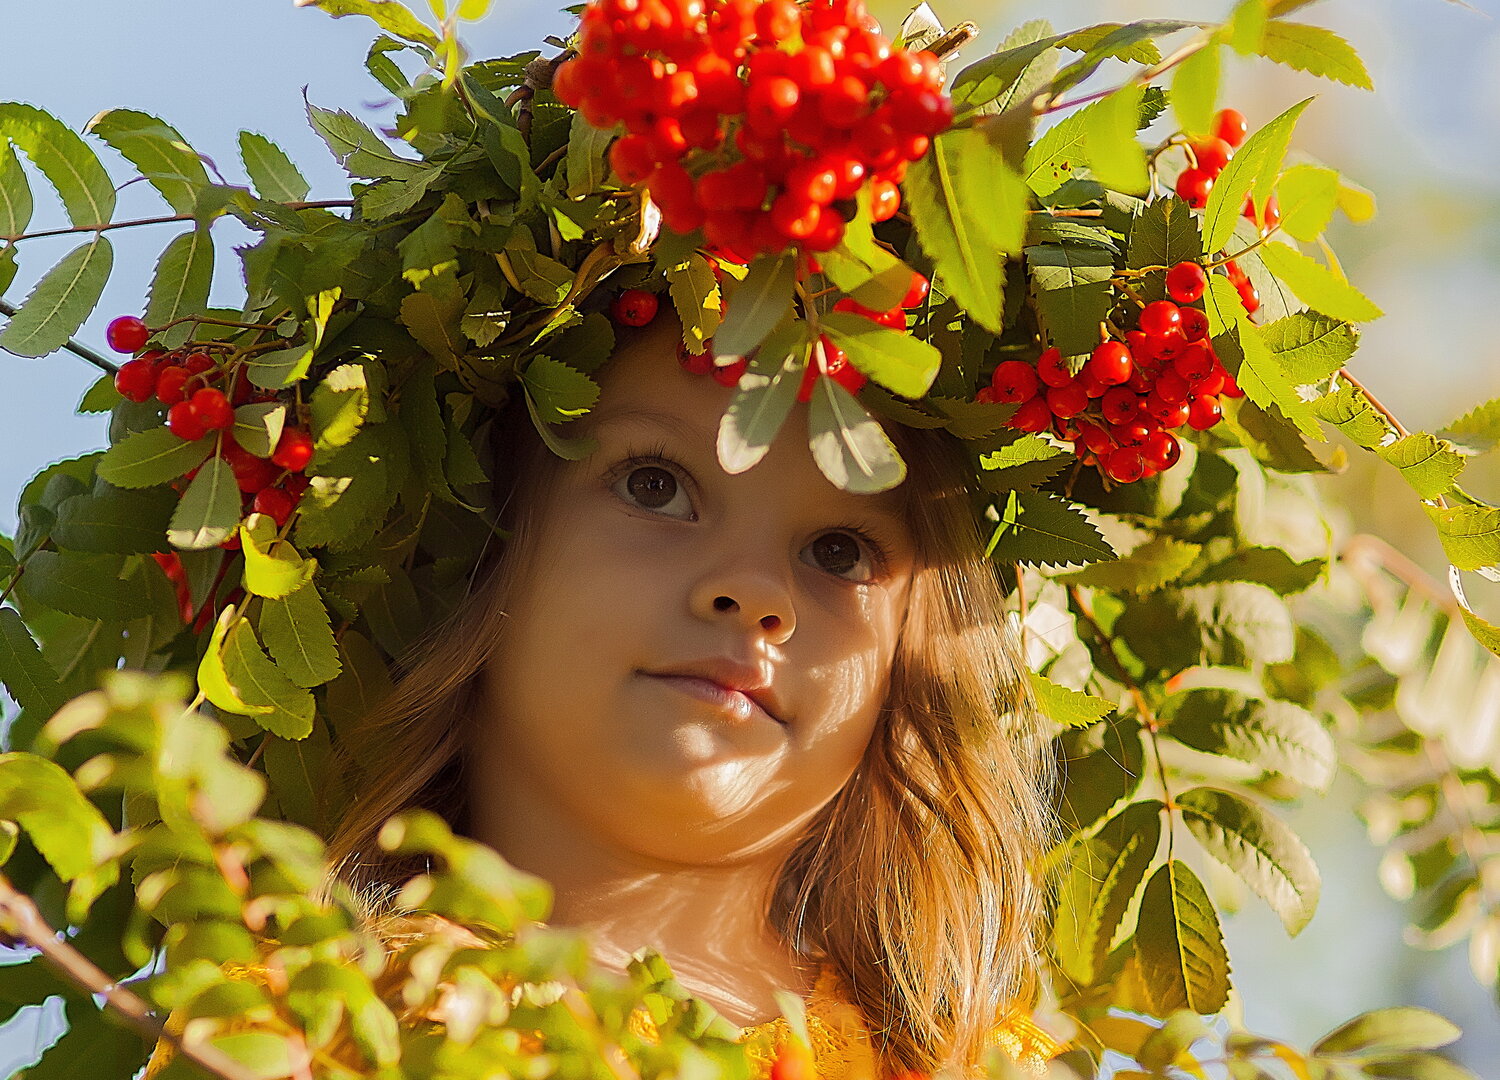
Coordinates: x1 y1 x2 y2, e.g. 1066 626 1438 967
1236 279 1261 315
1075 419 1116 456
787 159 839 206
677 340 715 375
1086 341 1133 386
1221 371 1245 398
899 270 930 309
1101 387 1140 426
190 387 234 431
975 386 997 404
1006 395 1053 433
1143 393 1191 429
284 472 311 499
1225 259 1248 285
756 0 803 42
166 401 209 442
1174 342 1215 382
271 427 316 471
232 454 282 494
1179 307 1211 343
113 358 158 403
1139 301 1183 338
868 180 901 222
182 351 216 375
610 289 660 327
1187 394 1224 430
1079 370 1112 398
1103 446 1146 484
1166 262 1208 304
1045 383 1089 420
713 356 749 387
1036 347 1072 388
1175 168 1214 209
1197 367 1227 397
747 76 801 134
252 486 298 528
990 360 1040 403
1189 136 1233 175
1141 430 1182 471
106 316 150 354
1213 108 1249 149
1154 371 1192 405
1110 418 1155 446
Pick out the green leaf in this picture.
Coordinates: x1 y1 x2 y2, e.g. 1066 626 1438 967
1083 82 1148 195
199 608 270 717
713 251 797 364
1171 41 1222 139
144 228 214 348
0 139 33 237
53 486 176 553
806 375 906 494
14 551 155 621
1063 534 1202 593
1374 433 1466 500
1274 164 1339 242
821 195 917 311
1026 243 1115 357
86 110 210 214
299 0 440 48
259 579 341 689
295 427 406 549
239 131 310 203
1201 97 1315 254
820 312 942 400
1362 1055 1482 1080
1312 1008 1461 1056
1134 860 1232 1015
1057 717 1145 834
1313 380 1395 448
1052 21 1199 91
0 243 16 297
1257 242 1383 322
1439 396 1500 456
1177 786 1320 935
0 236 113 358
0 103 115 228
306 99 427 181
0 608 66 719
1075 801 1162 983
717 321 808 475
311 362 373 450
167 454 241 551
1030 671 1115 729
1126 197 1204 301
1234 311 1324 441
1117 582 1297 671
1422 503 1500 574
975 435 1072 492
1227 0 1269 54
520 355 599 426
1257 310 1359 383
1162 686 1335 790
906 128 1027 334
949 28 1068 114
96 425 213 489
565 110 613 199
1192 546 1325 594
666 252 722 355
232 402 288 460
239 515 316 600
1022 110 1088 198
219 616 316 738
0 754 116 885
1257 22 1373 90
986 490 1116 568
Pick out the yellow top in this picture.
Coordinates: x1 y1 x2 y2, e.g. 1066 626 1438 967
142 922 1063 1079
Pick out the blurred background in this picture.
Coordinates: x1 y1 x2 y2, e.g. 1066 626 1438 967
1 0 1497 1075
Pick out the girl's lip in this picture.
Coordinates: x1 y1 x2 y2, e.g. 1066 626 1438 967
644 673 781 725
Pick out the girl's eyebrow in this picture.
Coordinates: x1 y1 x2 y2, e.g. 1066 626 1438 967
592 406 912 532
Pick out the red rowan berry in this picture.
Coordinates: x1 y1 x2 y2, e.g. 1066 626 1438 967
114 358 158 403
271 427 315 471
1104 446 1146 484
1175 168 1214 209
1087 341 1133 386
771 191 822 239
610 289 660 327
190 387 234 431
1076 419 1115 456
755 0 801 41
1110 417 1155 446
1139 301 1183 338
677 340 715 375
1189 136 1232 175
167 400 209 442
1036 347 1071 388
252 486 297 528
868 180 901 222
1188 394 1223 430
1141 430 1182 471
1101 386 1140 426
1173 342 1215 382
182 351 216 375
106 315 150 353
1213 108 1249 149
899 270 930 309
1179 307 1211 343
1197 367 1227 397
1166 262 1208 304
991 360 1040 403
713 356 749 387
1236 279 1260 314
747 77 801 133
1006 396 1052 433
1221 371 1245 398
155 365 192 406
975 386 997 404
1046 382 1089 420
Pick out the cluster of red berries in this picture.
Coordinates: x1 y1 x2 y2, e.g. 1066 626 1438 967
553 0 953 263
983 265 1244 485
107 314 317 544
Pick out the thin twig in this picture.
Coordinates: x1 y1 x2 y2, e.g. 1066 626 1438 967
1032 33 1214 118
0 300 118 375
0 201 355 245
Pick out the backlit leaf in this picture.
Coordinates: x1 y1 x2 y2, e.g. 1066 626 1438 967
298 1 441 49
1084 82 1148 195
1313 1009 1461 1056
717 320 807 475
239 514 316 600
87 110 210 214
713 251 797 364
1162 685 1335 790
1201 97 1314 254
1256 22 1373 89
1274 164 1340 242
1258 242 1383 322
1135 860 1231 1015
1374 433 1466 500
0 103 115 227
807 375 906 494
1030 671 1115 729
1439 396 1500 456
821 311 943 400
0 139 33 238
0 236 113 358
1063 534 1202 593
1171 41 1221 138
1422 504 1500 574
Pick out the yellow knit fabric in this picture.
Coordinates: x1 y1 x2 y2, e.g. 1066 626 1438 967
142 944 1062 1079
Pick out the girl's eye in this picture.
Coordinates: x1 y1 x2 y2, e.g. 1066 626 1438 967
609 454 890 584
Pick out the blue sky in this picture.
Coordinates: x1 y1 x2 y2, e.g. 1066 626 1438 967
1 0 1498 1074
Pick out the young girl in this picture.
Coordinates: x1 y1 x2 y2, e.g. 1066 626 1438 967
145 303 1063 1079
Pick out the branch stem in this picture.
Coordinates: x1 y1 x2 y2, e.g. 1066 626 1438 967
0 202 354 246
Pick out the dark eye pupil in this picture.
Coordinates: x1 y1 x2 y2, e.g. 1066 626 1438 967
814 532 860 575
628 466 676 508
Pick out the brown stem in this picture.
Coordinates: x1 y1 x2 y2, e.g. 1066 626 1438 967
0 202 355 246
1030 208 1105 218
0 873 261 1080
0 300 118 375
1204 224 1283 269
1335 368 1409 439
1032 32 1215 118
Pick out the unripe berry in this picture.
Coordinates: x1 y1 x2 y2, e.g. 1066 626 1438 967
106 315 150 354
1165 262 1208 304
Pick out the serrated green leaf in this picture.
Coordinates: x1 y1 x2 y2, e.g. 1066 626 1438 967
1257 22 1373 89
0 243 16 297
1257 242 1383 322
807 375 906 494
820 312 942 400
666 253 722 355
949 27 1069 115
87 110 210 214
0 236 113 358
144 228 214 349
219 617 316 738
239 515 315 600
1193 545 1325 594
1227 0 1270 54
1274 164 1339 242
167 455 241 551
96 425 213 489
907 128 1027 334
1374 433 1465 500
1422 503 1500 574
1083 83 1148 195
1126 197 1204 306
565 110 613 199
0 607 66 719
976 435 1072 492
1064 534 1203 593
14 551 155 621
1162 685 1335 789
713 251 797 363
1312 380 1395 448
1118 581 1297 671
1076 801 1162 983
232 402 288 460
1059 716 1145 834
0 103 115 228
1258 310 1359 383
259 579 341 689
1030 671 1115 729
1313 1008 1461 1056
987 490 1117 568
0 139 33 238
1051 20 1198 92
1233 313 1324 441
1026 243 1115 357
306 100 427 181
0 753 117 885
1135 860 1231 1015
301 0 440 48
520 354 599 426
1439 396 1500 455
53 486 175 554
1172 41 1222 138
821 194 917 311
717 321 807 475
1178 786 1320 935
1201 97 1315 254
239 131 310 203
311 362 372 451
1022 110 1088 197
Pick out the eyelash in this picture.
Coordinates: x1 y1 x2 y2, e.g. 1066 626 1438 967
609 439 896 581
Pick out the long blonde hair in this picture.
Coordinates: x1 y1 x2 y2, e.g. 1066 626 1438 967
316 341 1058 1077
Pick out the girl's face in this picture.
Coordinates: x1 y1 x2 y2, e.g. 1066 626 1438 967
479 315 918 866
